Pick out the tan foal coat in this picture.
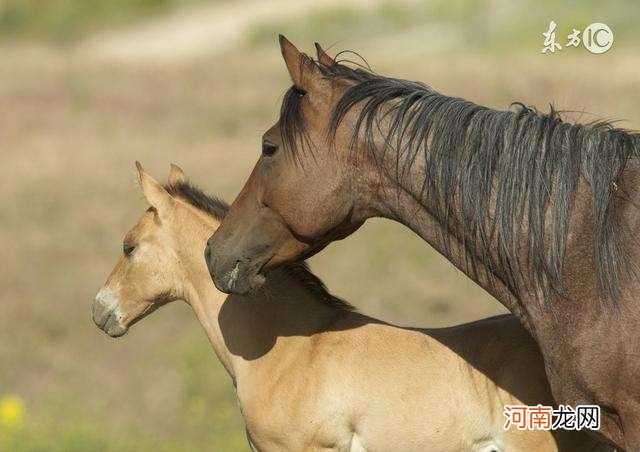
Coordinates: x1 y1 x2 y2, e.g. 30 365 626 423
92 164 607 452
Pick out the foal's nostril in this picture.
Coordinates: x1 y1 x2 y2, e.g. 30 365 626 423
92 300 107 328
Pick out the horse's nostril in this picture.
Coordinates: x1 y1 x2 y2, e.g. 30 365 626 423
92 301 108 328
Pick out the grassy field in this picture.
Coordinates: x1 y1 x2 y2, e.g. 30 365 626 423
1 1 639 450
0 0 216 41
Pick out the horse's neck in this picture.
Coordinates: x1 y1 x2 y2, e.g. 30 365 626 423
368 141 640 336
369 158 535 331
185 268 345 384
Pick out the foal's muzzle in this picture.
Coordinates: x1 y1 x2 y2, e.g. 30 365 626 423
92 290 128 338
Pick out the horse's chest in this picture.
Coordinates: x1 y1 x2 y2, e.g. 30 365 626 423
239 379 353 451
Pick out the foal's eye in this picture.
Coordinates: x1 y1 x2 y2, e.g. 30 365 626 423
262 142 278 157
123 243 135 256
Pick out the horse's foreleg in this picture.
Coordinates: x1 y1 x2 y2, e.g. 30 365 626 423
245 427 259 452
621 408 640 451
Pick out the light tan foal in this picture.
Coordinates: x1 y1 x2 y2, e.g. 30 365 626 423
93 164 609 452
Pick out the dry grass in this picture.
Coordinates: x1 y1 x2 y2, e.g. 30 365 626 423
1 22 639 451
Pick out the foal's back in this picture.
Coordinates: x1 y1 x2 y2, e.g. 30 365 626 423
247 313 607 451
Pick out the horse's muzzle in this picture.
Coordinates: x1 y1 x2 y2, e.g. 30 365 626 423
92 293 128 338
205 240 266 295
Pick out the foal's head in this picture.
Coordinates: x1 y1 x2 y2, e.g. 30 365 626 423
206 37 377 295
93 163 223 337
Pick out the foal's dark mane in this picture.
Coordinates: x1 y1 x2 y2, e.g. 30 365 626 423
164 180 354 311
165 180 229 220
280 57 640 302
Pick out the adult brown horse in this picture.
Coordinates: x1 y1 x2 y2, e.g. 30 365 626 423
205 36 640 449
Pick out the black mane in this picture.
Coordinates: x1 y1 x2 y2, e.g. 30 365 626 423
164 179 354 311
165 180 229 221
279 56 640 302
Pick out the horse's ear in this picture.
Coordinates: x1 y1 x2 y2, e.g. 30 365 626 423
135 161 173 213
279 35 322 92
314 42 333 67
168 163 186 186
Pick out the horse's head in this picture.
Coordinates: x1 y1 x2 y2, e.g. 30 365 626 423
93 163 220 337
206 37 376 295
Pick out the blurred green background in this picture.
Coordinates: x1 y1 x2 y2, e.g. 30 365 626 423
1 0 638 450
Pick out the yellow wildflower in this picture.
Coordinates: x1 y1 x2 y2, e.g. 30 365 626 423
0 395 25 429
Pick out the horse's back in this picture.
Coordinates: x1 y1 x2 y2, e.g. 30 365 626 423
316 312 607 451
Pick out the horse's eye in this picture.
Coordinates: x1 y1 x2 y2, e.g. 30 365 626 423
262 142 278 157
123 243 135 256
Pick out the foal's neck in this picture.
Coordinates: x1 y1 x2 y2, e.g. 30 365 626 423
184 262 346 382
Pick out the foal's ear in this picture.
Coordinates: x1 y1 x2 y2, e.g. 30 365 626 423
168 163 186 186
279 35 322 93
135 161 174 213
314 42 333 67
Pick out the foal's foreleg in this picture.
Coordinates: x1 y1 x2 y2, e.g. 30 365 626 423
246 427 258 452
